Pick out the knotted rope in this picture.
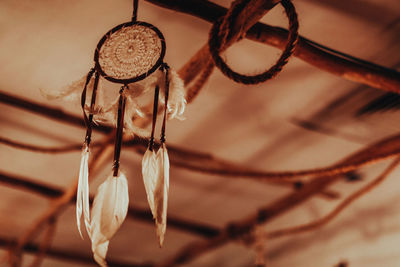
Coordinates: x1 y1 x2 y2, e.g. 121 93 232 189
208 0 299 85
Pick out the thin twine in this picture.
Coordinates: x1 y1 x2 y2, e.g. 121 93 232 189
220 157 400 265
113 85 128 177
265 157 400 239
208 0 299 85
2 132 400 180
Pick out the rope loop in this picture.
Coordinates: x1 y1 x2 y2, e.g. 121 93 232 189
208 0 299 85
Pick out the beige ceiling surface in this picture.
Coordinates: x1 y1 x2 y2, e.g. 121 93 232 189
0 0 399 266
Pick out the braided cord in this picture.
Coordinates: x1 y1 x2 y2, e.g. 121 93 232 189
208 0 299 85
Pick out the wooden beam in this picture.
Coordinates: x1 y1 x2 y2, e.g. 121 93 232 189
145 0 400 93
0 236 152 267
0 171 219 238
0 91 111 133
155 132 400 266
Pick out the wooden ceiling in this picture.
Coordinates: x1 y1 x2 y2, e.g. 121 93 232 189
0 0 399 266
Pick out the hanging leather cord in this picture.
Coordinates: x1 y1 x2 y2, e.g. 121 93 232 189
149 85 160 151
132 0 139 22
81 68 98 146
161 63 170 144
113 85 128 177
208 0 299 85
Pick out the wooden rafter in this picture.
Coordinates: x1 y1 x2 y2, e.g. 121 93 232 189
147 0 400 93
0 0 399 266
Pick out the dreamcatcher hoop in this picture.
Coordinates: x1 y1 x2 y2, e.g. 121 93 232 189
94 21 166 84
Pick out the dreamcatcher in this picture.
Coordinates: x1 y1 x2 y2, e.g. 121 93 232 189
43 1 186 266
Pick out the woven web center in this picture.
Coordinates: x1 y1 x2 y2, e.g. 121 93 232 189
98 25 162 80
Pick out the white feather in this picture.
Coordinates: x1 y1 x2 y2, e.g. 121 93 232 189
92 240 109 267
76 145 91 238
94 92 149 137
142 148 159 217
167 69 186 120
155 144 170 246
40 75 85 101
91 95 120 126
40 73 100 103
127 70 163 97
90 80 115 125
123 71 165 137
90 94 149 137
90 173 129 267
142 144 170 246
124 95 150 138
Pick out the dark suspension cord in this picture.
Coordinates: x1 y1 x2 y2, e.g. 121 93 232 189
132 0 139 22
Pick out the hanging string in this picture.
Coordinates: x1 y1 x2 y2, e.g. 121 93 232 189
208 0 299 85
161 63 170 144
81 68 98 146
113 85 128 177
132 0 139 22
149 85 160 151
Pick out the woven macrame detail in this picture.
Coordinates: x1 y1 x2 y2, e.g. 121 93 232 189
98 25 162 80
